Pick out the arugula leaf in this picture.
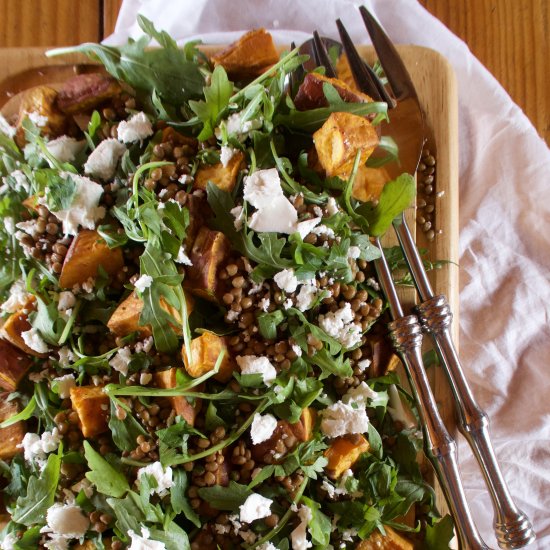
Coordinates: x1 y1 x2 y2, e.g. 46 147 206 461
197 481 252 510
12 448 61 525
45 173 76 211
149 522 191 550
0 396 36 428
108 400 148 452
257 310 285 340
424 514 455 550
83 441 130 498
170 469 201 527
302 496 331 546
106 492 144 535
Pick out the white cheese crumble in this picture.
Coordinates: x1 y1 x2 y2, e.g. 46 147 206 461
50 172 106 235
343 381 379 407
387 384 417 429
128 527 167 550
273 269 298 293
243 168 298 234
53 374 76 399
117 112 154 143
320 401 370 438
135 336 154 354
58 346 75 367
296 217 321 239
21 327 49 354
239 493 273 523
218 112 262 141
366 277 381 291
291 344 303 357
296 283 318 312
58 291 76 312
257 543 278 550
20 429 61 464
347 246 361 259
175 245 193 266
230 205 244 231
227 310 240 322
46 136 84 163
140 372 153 385
134 274 153 293
137 461 174 496
283 298 293 310
28 111 48 127
236 355 277 385
71 478 94 499
318 303 362 348
84 138 126 180
40 503 89 549
109 346 132 376
1 280 29 313
356 358 371 372
0 113 16 138
259 297 270 312
291 505 313 550
220 145 237 167
311 224 335 239
15 220 40 239
250 413 278 444
4 169 30 193
326 197 339 215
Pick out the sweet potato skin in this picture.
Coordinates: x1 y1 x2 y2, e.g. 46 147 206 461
0 338 33 390
182 331 235 383
59 229 124 289
154 368 200 426
70 385 110 438
324 434 370 479
0 398 25 460
56 73 122 115
193 151 245 193
355 526 413 550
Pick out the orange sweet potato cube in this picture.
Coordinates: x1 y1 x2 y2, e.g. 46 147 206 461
324 434 370 479
182 331 235 383
356 526 413 550
0 300 47 358
193 151 245 193
289 408 316 442
184 227 231 302
313 111 379 178
0 338 33 390
70 385 109 438
59 229 124 289
352 165 389 202
154 367 200 426
0 398 25 460
211 29 279 79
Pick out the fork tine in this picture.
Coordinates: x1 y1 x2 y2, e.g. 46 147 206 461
335 19 394 106
312 31 337 77
359 5 417 101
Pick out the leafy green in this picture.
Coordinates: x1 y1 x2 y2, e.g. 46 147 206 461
171 469 200 527
302 496 331 547
197 481 252 510
108 400 148 452
0 396 36 428
83 441 130 498
424 514 455 549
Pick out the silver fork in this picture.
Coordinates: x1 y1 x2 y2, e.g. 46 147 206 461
337 7 536 549
306 31 491 550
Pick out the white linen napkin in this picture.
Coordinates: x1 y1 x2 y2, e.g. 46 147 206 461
105 1 550 547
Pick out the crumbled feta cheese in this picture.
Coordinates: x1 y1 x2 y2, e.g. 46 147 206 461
220 145 237 167
326 197 339 216
239 493 273 523
140 372 153 385
296 217 321 239
257 543 278 550
342 528 358 542
117 112 153 143
230 205 244 231
28 111 48 127
236 355 277 385
20 429 61 463
4 169 30 193
227 309 240 322
243 169 298 234
71 478 94 499
228 514 243 534
239 530 257 544
15 220 40 239
320 401 370 438
134 274 153 293
0 113 16 138
1 280 29 313
57 346 75 367
318 303 362 348
53 374 76 399
250 413 277 444
58 291 76 312
219 112 263 141
4 216 14 234
84 138 126 180
80 277 95 294
21 327 49 354
311 224 335 239
40 503 89 550
274 269 298 293
283 298 293 310
46 136 84 163
135 336 154 354
109 347 132 376
291 505 312 550
137 461 174 496
366 277 380 291
313 206 324 218
50 173 106 235
291 344 302 357
343 382 379 407
175 245 193 265
348 246 361 259
296 283 318 312
213 524 231 535
248 281 263 295
356 358 371 372
0 532 18 550
387 384 417 429
128 527 167 550
259 297 270 312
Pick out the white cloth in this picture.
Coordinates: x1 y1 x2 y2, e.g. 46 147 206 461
105 1 550 547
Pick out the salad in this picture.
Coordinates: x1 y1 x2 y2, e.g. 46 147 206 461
0 18 452 550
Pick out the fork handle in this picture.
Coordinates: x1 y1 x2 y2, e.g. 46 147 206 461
393 217 536 548
416 296 536 549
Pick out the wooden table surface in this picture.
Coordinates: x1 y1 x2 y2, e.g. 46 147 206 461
0 0 548 144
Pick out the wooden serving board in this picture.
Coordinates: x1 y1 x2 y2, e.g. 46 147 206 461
0 45 459 513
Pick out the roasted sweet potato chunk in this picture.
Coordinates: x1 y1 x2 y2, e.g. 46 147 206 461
294 73 373 111
15 85 67 147
0 398 25 460
0 299 47 358
70 385 109 438
211 29 279 79
59 230 124 289
182 331 235 383
325 434 370 479
193 151 245 193
184 227 231 301
107 291 194 338
313 111 379 178
352 165 389 202
56 73 122 114
356 526 413 550
154 367 200 426
0 338 33 391
289 408 316 442
160 127 198 151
